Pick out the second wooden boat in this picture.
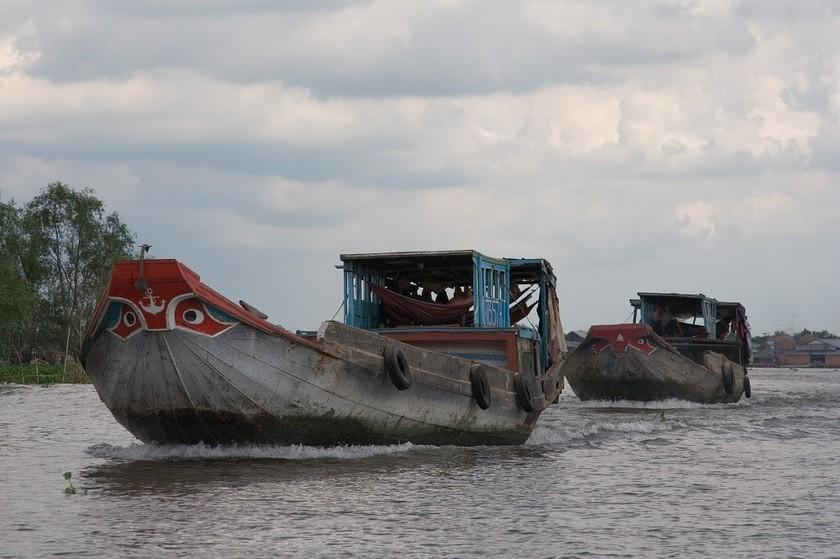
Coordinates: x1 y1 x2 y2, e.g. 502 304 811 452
562 292 752 403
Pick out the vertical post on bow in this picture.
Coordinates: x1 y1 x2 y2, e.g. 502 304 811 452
134 244 152 293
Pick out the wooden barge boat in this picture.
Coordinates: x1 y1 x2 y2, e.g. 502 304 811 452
81 250 567 446
562 292 752 403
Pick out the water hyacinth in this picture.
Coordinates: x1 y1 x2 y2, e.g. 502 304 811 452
63 471 76 495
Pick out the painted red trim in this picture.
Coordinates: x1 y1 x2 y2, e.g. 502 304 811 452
88 259 321 350
588 323 657 355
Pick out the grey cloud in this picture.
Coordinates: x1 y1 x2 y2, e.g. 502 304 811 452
0 135 471 189
810 123 840 172
736 0 840 21
15 0 753 96
3 1 840 333
98 0 356 18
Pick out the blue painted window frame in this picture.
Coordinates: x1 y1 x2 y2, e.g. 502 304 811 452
473 254 510 328
343 262 384 328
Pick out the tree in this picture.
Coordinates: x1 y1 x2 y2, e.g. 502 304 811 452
0 201 38 362
23 183 134 359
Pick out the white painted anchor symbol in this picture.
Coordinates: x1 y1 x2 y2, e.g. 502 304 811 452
139 288 165 315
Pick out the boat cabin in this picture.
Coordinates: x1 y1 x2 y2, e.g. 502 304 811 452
339 250 565 375
630 292 751 366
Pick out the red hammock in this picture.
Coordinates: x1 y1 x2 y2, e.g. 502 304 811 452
370 284 472 326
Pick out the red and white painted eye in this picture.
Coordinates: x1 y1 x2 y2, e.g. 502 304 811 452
109 304 143 340
174 298 235 336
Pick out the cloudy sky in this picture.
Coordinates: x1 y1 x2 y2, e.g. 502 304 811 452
1 0 838 334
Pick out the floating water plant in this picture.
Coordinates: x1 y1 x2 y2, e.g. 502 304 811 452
63 471 77 495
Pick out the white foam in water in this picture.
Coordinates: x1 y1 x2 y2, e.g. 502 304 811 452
86 441 419 461
574 398 722 410
527 417 682 446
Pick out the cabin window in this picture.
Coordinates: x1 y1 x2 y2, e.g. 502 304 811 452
490 270 496 298
475 264 509 328
642 296 717 338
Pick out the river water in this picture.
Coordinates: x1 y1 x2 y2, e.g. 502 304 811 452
1 368 839 558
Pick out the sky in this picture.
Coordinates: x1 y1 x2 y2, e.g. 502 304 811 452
1 0 838 335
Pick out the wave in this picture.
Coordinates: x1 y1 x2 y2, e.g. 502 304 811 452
527 417 682 446
569 398 750 410
86 441 421 462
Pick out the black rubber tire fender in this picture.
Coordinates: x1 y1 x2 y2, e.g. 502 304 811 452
469 364 491 410
722 362 734 395
743 374 752 398
514 374 536 413
384 345 411 390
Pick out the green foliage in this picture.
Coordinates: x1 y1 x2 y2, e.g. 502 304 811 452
63 471 77 495
24 183 135 358
813 330 837 339
0 363 89 384
752 333 770 345
0 201 38 362
0 183 135 367
792 329 838 341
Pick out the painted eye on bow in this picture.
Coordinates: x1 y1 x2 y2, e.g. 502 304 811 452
183 309 205 325
107 303 143 340
174 298 235 337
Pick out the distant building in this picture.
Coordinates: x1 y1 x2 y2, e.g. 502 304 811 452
778 338 840 368
750 333 797 367
565 330 588 352
768 334 797 353
751 347 776 367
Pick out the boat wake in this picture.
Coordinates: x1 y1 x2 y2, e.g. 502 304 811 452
527 417 683 446
86 441 420 462
571 397 749 410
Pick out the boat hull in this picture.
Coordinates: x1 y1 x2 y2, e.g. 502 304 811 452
562 325 747 403
81 258 564 446
83 321 546 446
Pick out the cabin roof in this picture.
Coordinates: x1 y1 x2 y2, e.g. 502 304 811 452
637 292 717 301
636 294 745 308
339 250 553 283
341 249 479 261
631 292 719 308
339 250 489 284
507 257 555 283
631 293 746 321
340 250 498 269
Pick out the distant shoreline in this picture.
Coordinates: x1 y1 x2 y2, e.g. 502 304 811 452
0 364 89 385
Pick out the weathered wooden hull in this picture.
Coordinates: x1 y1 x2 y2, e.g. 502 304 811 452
83 319 554 446
81 258 563 446
562 325 747 403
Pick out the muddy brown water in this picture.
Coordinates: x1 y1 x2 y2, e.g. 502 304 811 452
2 368 839 558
